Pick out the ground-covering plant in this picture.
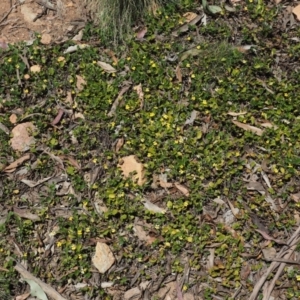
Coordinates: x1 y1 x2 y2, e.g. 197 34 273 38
2 0 300 299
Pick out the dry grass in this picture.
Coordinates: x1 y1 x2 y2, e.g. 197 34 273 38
82 0 162 42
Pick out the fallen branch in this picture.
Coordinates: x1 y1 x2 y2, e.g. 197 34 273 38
35 0 57 11
0 2 22 26
15 262 67 300
249 224 300 300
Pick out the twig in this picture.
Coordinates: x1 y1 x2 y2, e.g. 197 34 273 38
263 238 300 300
107 83 131 117
0 3 21 26
15 262 67 300
249 223 300 300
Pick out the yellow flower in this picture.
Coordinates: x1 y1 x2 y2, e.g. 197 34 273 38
71 244 76 251
56 241 62 247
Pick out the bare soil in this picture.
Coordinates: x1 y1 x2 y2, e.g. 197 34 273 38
0 0 87 45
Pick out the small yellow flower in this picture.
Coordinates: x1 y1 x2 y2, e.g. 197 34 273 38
191 74 195 78
69 216 73 221
296 275 300 281
85 227 90 233
132 66 136 70
149 112 155 117
7 57 12 62
78 254 82 259
57 241 62 247
71 244 76 251
127 57 131 61
186 63 190 68
77 230 82 236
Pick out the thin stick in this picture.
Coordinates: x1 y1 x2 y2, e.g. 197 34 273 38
0 3 19 26
249 224 300 300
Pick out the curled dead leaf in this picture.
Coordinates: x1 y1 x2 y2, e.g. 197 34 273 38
232 120 264 136
76 75 86 92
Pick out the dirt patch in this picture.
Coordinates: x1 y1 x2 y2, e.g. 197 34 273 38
0 0 87 45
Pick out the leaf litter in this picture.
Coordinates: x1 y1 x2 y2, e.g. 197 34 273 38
2 0 300 299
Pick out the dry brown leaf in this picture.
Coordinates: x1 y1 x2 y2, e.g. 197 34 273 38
134 221 156 245
76 75 86 92
183 12 198 22
159 179 173 188
104 49 119 64
143 198 166 213
10 122 36 152
57 56 65 62
92 242 115 273
59 155 81 169
293 4 300 20
118 155 146 186
260 122 278 129
30 65 41 73
232 120 264 136
227 111 247 116
64 91 73 105
9 114 17 124
51 108 64 125
21 176 53 188
3 154 31 172
175 65 182 82
97 61 117 73
16 292 31 300
114 137 124 152
136 27 147 39
73 112 85 120
40 33 52 44
174 182 190 196
133 83 144 109
13 207 40 221
107 83 131 117
291 193 300 202
227 199 239 216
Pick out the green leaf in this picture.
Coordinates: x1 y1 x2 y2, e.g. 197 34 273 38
23 279 48 300
207 5 222 14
